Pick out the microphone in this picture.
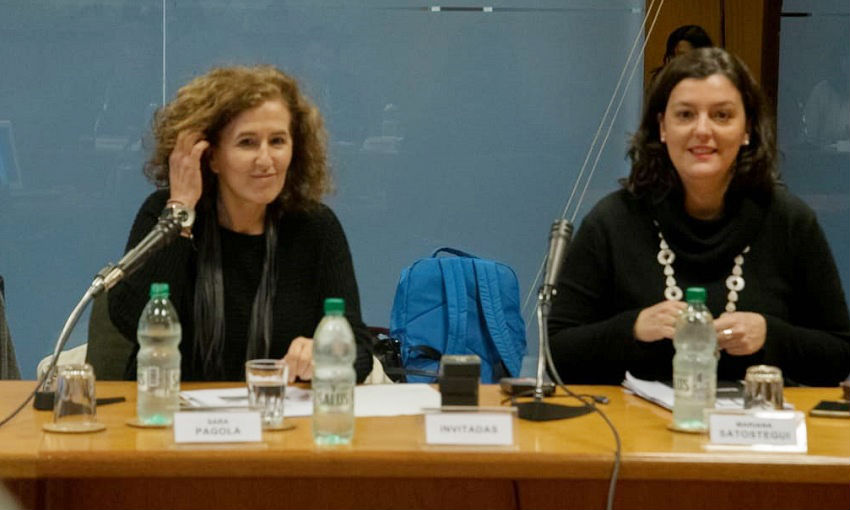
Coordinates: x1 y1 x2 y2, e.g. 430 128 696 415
541 219 573 300
514 217 592 422
31 216 183 411
97 216 183 293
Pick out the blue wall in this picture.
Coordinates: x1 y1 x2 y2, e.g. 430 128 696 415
4 1 846 380
776 1 850 308
0 0 644 378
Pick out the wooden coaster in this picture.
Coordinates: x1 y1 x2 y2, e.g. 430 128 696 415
666 422 708 434
126 418 171 429
263 422 296 432
43 422 106 434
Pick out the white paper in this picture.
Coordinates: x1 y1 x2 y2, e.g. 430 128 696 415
622 372 752 410
623 372 675 409
181 383 440 418
180 386 313 417
354 384 441 417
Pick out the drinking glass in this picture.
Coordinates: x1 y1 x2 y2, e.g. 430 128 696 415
47 363 104 433
245 359 288 429
744 365 784 410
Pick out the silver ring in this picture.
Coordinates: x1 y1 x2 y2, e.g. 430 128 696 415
722 328 733 339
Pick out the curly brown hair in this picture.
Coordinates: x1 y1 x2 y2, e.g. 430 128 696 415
627 47 778 198
144 65 331 211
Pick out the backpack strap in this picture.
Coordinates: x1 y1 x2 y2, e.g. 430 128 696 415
431 247 477 259
472 259 522 377
439 258 467 356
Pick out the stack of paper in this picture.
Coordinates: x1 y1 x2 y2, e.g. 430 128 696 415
623 372 746 410
179 383 441 417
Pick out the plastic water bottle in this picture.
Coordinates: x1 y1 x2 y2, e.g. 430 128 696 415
312 297 356 445
136 282 181 425
672 287 718 431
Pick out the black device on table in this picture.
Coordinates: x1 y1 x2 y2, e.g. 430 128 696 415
499 377 555 397
809 400 850 418
439 355 480 406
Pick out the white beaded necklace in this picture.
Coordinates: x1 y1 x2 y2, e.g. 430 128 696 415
654 221 750 312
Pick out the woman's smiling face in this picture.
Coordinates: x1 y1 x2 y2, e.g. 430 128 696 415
659 73 749 192
210 99 293 213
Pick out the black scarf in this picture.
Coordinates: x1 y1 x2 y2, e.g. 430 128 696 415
648 187 771 279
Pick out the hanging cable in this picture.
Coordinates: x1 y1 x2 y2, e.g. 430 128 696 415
521 0 666 329
518 3 667 509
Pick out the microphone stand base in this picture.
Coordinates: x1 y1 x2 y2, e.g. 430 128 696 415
515 399 593 422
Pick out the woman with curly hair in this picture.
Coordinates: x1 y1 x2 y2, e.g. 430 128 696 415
549 48 850 386
109 65 373 382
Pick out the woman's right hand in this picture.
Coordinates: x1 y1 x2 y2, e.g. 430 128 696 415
167 131 209 210
634 300 688 342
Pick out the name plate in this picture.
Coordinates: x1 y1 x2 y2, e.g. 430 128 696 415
424 407 515 446
173 411 262 443
707 409 807 452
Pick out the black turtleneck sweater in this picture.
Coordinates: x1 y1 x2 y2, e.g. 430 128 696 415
109 190 373 382
549 186 850 386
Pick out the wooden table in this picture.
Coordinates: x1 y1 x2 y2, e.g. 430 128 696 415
1 381 848 509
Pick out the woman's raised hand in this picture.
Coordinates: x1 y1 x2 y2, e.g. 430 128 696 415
168 131 209 210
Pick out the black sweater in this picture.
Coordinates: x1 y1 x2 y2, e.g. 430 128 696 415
549 187 850 386
109 190 373 382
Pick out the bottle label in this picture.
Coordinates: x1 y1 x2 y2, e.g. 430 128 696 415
138 367 180 392
674 372 712 399
139 366 160 390
168 368 180 390
315 387 352 407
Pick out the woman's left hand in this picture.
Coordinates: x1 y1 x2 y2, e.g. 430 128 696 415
283 336 314 383
714 312 767 355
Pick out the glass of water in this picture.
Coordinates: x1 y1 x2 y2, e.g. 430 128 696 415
245 359 288 429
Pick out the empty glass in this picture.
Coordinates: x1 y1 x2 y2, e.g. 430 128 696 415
45 363 104 433
246 359 288 429
744 365 784 410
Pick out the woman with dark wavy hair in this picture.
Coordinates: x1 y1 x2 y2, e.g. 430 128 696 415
549 48 850 386
109 65 373 382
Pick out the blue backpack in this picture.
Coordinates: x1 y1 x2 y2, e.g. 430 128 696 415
389 247 526 383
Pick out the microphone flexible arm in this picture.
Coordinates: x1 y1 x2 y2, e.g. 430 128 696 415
532 285 555 400
531 218 572 401
0 216 183 426
0 280 101 426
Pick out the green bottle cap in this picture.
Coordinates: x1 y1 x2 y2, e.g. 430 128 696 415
685 287 706 304
149 282 170 298
323 297 345 315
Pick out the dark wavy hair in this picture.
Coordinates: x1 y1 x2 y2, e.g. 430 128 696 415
627 47 778 198
144 66 330 379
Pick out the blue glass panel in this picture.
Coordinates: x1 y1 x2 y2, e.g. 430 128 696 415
778 0 850 305
0 1 161 377
1 0 643 377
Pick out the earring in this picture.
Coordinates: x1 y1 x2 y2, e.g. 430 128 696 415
743 136 750 146
660 135 666 143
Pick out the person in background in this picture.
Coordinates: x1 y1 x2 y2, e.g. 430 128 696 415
549 48 850 386
649 25 714 85
0 277 21 380
109 66 373 382
802 48 850 150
